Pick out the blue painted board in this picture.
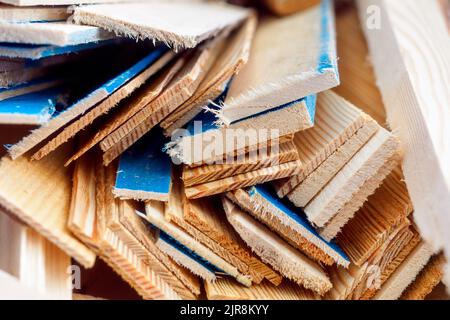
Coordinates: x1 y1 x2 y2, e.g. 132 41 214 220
248 184 349 262
115 129 172 197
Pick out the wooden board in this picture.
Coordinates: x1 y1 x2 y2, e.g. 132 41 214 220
0 20 113 46
205 278 319 300
72 1 250 50
227 186 350 268
144 200 252 287
287 119 379 207
185 159 302 199
263 0 320 16
373 242 434 300
219 0 338 125
7 47 164 159
274 91 370 198
223 197 332 296
0 210 72 300
0 4 69 22
0 86 62 125
95 164 198 300
357 0 450 277
0 78 62 103
182 141 299 187
100 40 222 165
337 168 413 266
401 254 446 300
113 132 172 202
170 95 315 166
31 48 170 161
66 55 184 166
160 14 257 135
304 128 400 228
0 145 96 268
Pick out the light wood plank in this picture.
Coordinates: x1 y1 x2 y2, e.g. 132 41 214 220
0 4 69 23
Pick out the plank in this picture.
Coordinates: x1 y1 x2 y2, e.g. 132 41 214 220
223 197 332 296
400 254 446 300
32 47 170 161
68 151 100 252
263 0 321 16
0 40 117 60
274 91 370 198
144 200 252 287
72 1 250 50
0 77 62 102
168 94 315 166
100 39 222 165
337 168 413 266
0 4 69 22
357 0 450 276
219 0 339 125
0 21 114 46
0 144 96 268
65 54 184 166
182 141 299 187
95 163 196 300
0 210 72 299
160 14 257 135
0 86 62 125
287 119 379 207
113 131 172 202
205 278 319 300
8 47 165 159
373 242 434 300
227 186 350 268
304 128 400 229
185 159 302 199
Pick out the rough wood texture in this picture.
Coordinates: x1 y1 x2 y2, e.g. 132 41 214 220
220 0 338 124
100 41 222 165
160 14 257 135
337 168 413 266
182 141 299 187
185 159 302 199
401 254 446 300
227 188 350 268
0 145 96 268
223 198 332 296
95 164 197 300
358 0 450 278
205 278 319 300
144 200 252 287
66 56 184 166
304 128 400 228
274 91 370 198
287 119 379 207
32 49 173 161
73 1 250 49
0 4 69 22
263 0 321 16
0 210 72 300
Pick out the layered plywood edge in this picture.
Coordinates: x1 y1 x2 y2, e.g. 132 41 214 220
166 173 282 286
0 211 72 300
357 0 450 283
69 157 200 300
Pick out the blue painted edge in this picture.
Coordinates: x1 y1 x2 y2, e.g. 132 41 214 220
317 0 339 76
158 230 222 274
248 184 350 262
115 128 172 195
0 39 118 60
0 76 59 94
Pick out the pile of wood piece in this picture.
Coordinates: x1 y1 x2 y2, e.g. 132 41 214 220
0 0 448 300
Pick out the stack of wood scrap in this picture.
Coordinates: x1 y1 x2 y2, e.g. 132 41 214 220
0 0 446 300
